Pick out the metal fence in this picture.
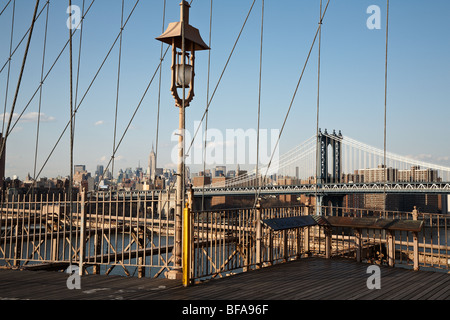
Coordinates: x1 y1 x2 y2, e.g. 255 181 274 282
0 191 178 278
191 206 306 281
190 204 449 281
1 192 448 281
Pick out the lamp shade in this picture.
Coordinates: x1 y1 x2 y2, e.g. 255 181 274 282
176 64 193 87
155 2 209 52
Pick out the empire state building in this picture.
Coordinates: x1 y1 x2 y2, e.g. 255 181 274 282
148 145 156 182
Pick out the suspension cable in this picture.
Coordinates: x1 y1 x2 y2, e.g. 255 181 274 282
31 0 138 187
0 0 40 161
315 0 323 214
33 0 50 183
73 0 85 146
112 0 125 179
254 0 331 203
98 47 170 185
155 0 166 181
201 0 213 211
254 0 264 206
68 0 75 266
2 0 15 135
383 0 390 216
8 0 96 136
0 0 12 17
186 0 257 156
0 2 49 76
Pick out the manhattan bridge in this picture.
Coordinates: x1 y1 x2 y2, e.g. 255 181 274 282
0 0 449 284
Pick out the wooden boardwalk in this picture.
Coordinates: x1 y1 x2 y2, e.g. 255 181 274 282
0 258 448 301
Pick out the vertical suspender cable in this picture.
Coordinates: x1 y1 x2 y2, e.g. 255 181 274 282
186 0 256 156
255 0 331 204
73 0 85 152
33 1 50 185
0 0 40 168
201 0 213 211
155 0 166 181
383 0 389 217
254 0 264 206
315 0 323 214
112 0 124 179
2 0 15 135
68 0 75 266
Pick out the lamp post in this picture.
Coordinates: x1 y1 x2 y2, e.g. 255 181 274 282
156 1 209 280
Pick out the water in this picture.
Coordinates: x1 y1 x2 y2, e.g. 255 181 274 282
0 230 175 278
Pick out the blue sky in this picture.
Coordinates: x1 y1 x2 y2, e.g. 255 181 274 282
0 0 449 179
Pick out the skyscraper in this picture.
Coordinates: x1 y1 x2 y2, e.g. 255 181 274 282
96 165 104 177
74 165 86 173
148 145 156 182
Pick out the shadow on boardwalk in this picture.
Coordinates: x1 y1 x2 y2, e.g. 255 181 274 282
0 258 448 301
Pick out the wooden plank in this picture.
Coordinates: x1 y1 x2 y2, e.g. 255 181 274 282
348 267 426 300
0 257 448 300
262 216 317 231
324 216 423 232
401 272 450 300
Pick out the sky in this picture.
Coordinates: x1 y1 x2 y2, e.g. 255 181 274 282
0 0 449 180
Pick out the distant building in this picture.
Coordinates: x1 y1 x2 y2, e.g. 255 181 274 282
358 165 397 183
342 165 443 213
74 165 86 173
193 175 211 187
148 145 156 182
227 170 236 178
342 165 439 184
96 165 104 176
215 166 226 177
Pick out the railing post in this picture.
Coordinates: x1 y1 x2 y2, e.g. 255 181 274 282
182 203 192 287
137 198 145 279
387 230 395 267
13 195 22 267
255 200 262 269
268 230 273 266
355 228 362 263
412 206 419 271
50 203 59 262
137 227 145 279
303 200 310 256
325 228 332 259
78 189 86 276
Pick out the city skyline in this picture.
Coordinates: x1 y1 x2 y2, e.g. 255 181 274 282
1 1 449 180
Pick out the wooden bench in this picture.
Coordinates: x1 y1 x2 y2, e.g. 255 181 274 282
260 214 424 270
318 216 424 270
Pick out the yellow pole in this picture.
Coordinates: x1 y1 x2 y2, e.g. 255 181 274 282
182 203 191 287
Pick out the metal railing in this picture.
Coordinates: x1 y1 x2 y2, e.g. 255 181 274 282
1 191 448 282
191 205 308 281
0 190 178 278
315 205 449 271
190 204 449 282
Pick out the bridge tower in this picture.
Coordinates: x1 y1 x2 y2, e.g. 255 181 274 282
317 129 343 185
316 129 345 215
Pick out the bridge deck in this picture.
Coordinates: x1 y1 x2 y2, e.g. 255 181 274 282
0 258 448 302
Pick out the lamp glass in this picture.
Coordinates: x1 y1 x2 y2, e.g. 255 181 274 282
176 64 193 87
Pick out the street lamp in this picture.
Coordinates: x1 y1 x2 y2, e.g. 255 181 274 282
156 1 209 280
